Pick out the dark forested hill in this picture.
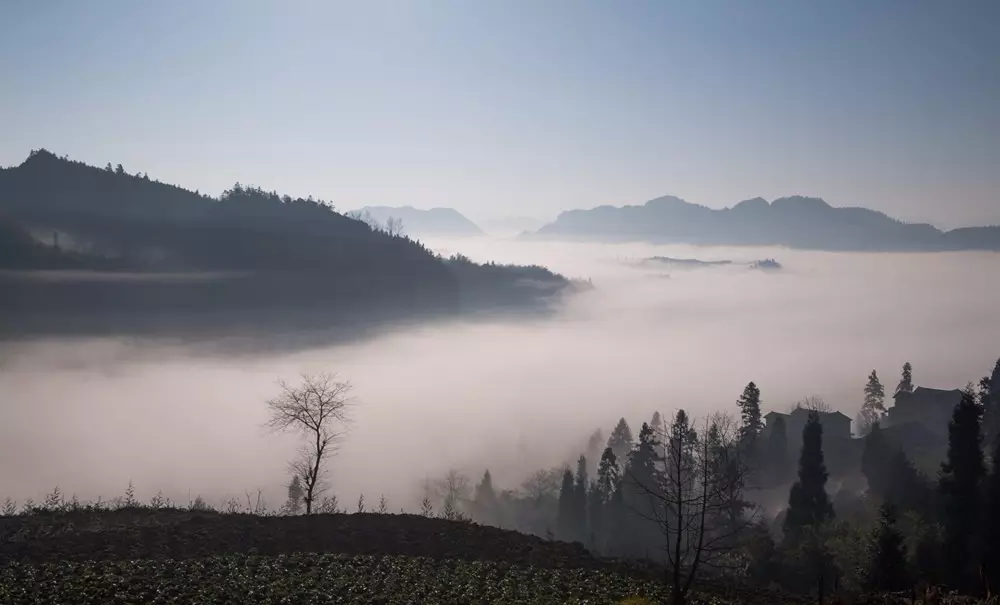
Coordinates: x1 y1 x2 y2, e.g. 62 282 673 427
0 150 569 339
356 206 484 238
531 194 1000 251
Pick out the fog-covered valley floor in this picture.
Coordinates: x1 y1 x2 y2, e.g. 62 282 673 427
1 238 997 509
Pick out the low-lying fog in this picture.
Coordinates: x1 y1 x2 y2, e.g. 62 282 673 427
1 238 998 509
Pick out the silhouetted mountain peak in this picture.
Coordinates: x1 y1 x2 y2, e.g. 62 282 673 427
771 196 831 211
644 195 692 209
731 197 770 213
531 193 1000 251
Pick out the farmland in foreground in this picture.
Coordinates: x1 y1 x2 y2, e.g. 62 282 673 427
0 508 797 605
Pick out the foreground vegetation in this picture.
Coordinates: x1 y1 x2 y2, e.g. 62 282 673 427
0 553 669 605
0 508 795 604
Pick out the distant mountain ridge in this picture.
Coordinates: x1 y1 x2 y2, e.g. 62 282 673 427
358 206 483 238
531 195 1000 251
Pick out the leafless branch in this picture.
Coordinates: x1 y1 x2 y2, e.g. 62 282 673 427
266 373 355 514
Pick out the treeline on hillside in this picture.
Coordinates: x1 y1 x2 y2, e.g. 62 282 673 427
0 150 571 333
407 357 1000 603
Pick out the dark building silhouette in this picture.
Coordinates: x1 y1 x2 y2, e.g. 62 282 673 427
763 409 852 442
885 387 963 438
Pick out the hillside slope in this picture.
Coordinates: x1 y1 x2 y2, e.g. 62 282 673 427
0 150 570 339
532 194 1000 251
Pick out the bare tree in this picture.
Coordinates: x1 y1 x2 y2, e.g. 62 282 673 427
520 468 562 502
794 395 832 413
637 412 756 605
345 209 404 237
345 209 378 230
266 373 354 514
384 216 405 238
436 469 471 520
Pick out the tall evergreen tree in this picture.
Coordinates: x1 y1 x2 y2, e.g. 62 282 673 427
590 447 619 552
472 469 498 525
650 411 664 440
585 429 604 474
857 370 886 436
983 432 1000 595
865 501 910 592
784 411 834 538
607 418 634 467
895 362 914 394
938 390 985 592
573 455 589 541
557 468 576 542
622 422 664 557
737 381 763 446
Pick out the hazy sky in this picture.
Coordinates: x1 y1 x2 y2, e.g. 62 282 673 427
2 1 998 227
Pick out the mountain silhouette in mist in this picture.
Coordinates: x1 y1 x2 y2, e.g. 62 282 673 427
358 206 484 238
0 150 569 339
531 195 1000 251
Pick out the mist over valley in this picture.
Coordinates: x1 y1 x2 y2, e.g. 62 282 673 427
2 236 996 513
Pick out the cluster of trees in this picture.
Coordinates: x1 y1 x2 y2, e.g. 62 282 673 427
445 358 1000 602
255 356 1000 602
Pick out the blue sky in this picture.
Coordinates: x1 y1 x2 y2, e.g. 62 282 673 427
2 1 998 227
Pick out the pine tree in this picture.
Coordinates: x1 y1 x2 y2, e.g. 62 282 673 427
472 470 498 524
865 501 910 592
784 411 834 538
983 432 1000 595
622 422 664 557
607 418 634 467
573 455 589 542
938 390 985 592
591 447 619 551
586 482 603 550
608 418 632 465
650 411 664 439
857 370 886 436
737 381 763 445
895 362 914 394
586 429 604 473
557 468 576 541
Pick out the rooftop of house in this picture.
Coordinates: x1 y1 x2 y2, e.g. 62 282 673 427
764 409 852 421
892 386 963 404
